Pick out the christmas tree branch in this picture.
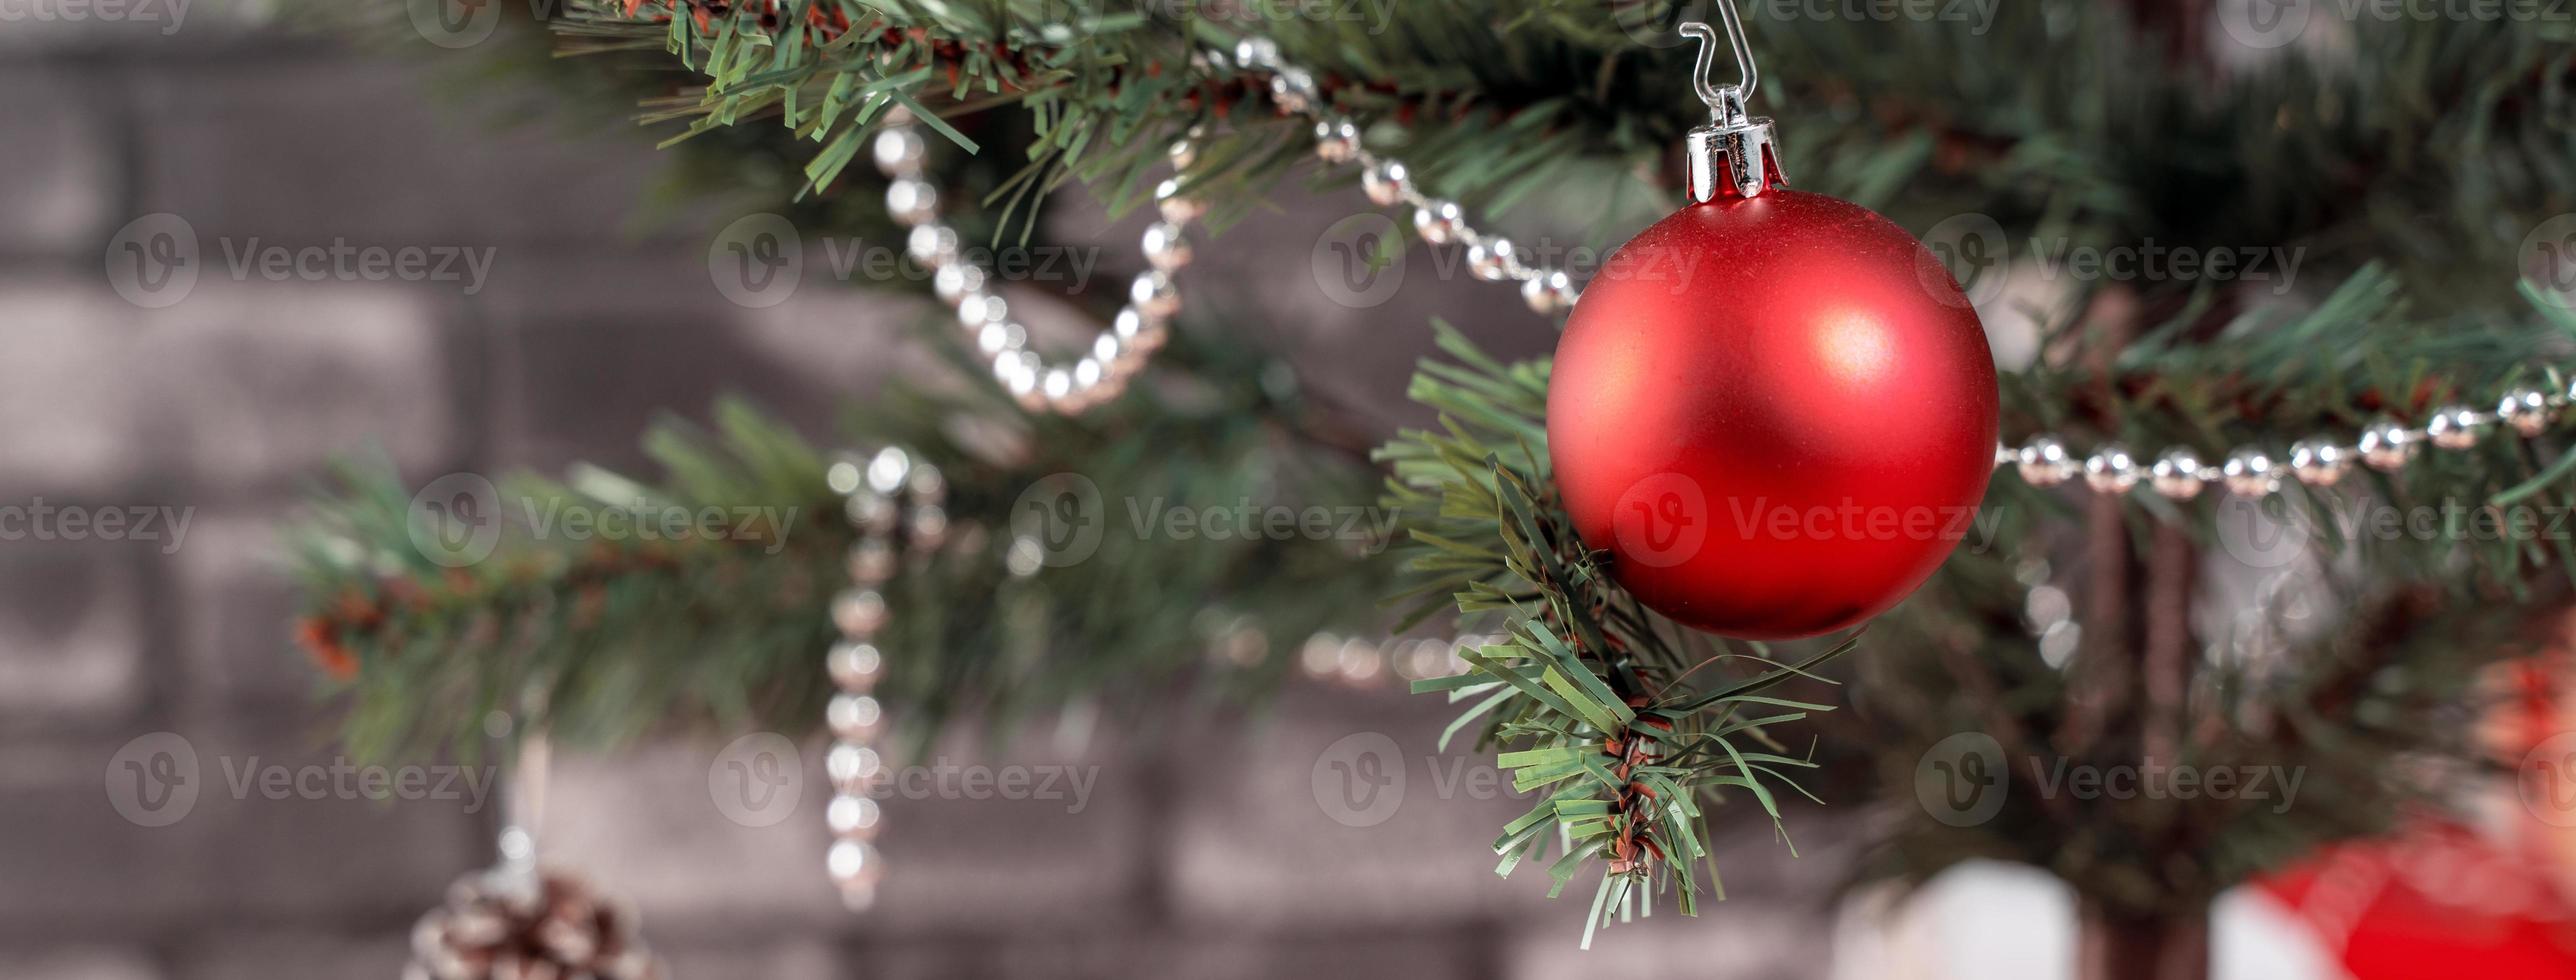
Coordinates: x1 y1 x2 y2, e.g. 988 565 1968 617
1380 322 1855 942
291 326 1410 759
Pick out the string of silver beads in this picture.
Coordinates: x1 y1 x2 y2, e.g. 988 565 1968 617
821 446 948 911
2002 381 2567 498
1221 38 1582 317
873 111 1197 415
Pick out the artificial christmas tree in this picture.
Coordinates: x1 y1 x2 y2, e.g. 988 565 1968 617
293 1 2576 975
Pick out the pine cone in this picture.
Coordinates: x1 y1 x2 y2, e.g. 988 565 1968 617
406 868 661 980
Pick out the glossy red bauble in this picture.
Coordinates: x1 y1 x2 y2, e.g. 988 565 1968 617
1546 189 1998 639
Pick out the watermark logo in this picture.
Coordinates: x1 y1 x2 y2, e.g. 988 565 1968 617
0 0 190 35
1149 0 1393 33
1124 498 1403 555
1311 731 1407 827
106 732 200 827
407 0 502 49
107 734 499 827
1915 736 2307 826
1751 0 2001 33
2217 0 2314 49
0 500 195 555
1919 212 2011 309
402 473 798 567
2209 494 2576 569
710 732 804 828
708 212 804 309
1310 213 1407 308
2211 494 2314 570
1011 473 1105 568
2523 213 2576 310
1003 474 1401 568
2219 0 2568 55
103 213 496 307
717 733 1102 817
1612 472 1709 568
408 472 504 568
1613 0 1711 48
705 212 1102 308
105 213 199 309
2521 731 2576 828
1916 213 2304 302
1915 732 2009 827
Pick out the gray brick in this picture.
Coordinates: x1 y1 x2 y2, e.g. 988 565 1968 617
535 741 848 933
1506 907 1830 980
1166 681 1855 932
1163 683 1557 929
537 723 1151 938
0 736 228 933
655 941 843 980
183 727 489 923
133 58 672 247
134 278 461 496
854 932 1491 980
0 66 117 258
0 279 149 491
0 730 480 932
480 245 931 472
1129 934 1493 980
0 949 163 980
0 0 221 54
170 510 314 709
176 932 407 980
0 530 149 731
858 723 1154 933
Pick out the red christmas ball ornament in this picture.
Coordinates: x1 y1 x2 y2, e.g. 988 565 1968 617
1545 22 1998 639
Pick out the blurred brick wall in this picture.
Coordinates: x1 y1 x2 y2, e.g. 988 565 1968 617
0 5 1843 976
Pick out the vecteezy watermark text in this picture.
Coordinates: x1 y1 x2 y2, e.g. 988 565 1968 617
1006 473 1402 568
1125 497 1402 552
0 0 187 33
105 214 497 308
1306 219 1717 309
2212 493 2576 569
218 756 499 811
0 499 194 554
1914 732 2307 827
1610 475 2006 569
1919 214 2308 309
106 733 499 827
407 472 800 567
1309 731 1532 827
707 212 1101 308
705 733 1102 826
1144 0 1393 33
1751 0 2000 32
2218 0 2571 51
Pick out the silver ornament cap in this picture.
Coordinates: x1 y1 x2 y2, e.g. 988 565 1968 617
1679 16 1785 202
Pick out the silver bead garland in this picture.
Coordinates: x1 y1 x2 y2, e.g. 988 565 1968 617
872 110 1191 415
820 447 947 912
1223 38 1586 317
1219 32 2574 493
1996 382 2566 500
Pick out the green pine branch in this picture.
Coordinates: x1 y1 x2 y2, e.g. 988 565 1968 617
291 323 1408 759
1379 322 1856 943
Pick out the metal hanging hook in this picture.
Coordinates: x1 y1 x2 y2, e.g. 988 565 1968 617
1676 3 1784 201
1679 4 1759 113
